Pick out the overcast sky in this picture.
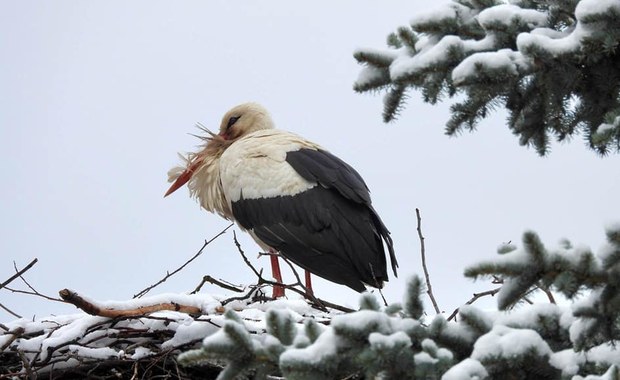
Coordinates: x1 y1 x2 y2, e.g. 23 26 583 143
1 1 619 320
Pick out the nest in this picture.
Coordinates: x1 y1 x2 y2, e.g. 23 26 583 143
0 291 334 379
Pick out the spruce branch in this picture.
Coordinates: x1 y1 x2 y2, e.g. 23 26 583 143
354 0 620 154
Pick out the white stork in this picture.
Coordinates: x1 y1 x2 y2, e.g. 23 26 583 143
165 103 398 298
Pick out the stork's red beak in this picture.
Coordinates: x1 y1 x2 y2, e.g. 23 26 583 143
164 170 192 197
164 155 205 197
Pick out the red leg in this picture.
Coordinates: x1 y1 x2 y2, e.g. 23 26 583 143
304 270 314 297
270 252 285 298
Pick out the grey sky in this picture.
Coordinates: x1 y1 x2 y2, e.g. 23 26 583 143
1 1 618 319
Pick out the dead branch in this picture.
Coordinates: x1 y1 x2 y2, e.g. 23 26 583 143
5 259 66 305
134 223 234 298
59 289 206 318
0 258 38 291
0 303 21 319
0 327 24 351
3 286 66 303
191 275 244 294
447 286 502 322
416 208 441 314
17 350 35 380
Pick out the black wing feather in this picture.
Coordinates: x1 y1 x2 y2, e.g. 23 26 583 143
231 148 398 292
287 149 398 276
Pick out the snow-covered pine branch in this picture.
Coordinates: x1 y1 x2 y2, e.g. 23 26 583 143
177 223 620 379
354 0 620 155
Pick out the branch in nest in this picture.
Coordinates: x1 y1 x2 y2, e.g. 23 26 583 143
0 327 24 351
0 258 38 291
231 232 354 313
1 258 66 308
133 223 234 299
59 289 214 318
191 275 245 294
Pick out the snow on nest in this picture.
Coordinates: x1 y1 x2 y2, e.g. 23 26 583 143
0 291 335 375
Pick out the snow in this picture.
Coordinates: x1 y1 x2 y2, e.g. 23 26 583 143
515 0 620 58
516 28 583 56
368 330 411 350
160 316 221 349
391 34 496 81
131 346 154 360
471 325 552 360
87 291 221 312
442 358 488 380
68 345 119 360
356 65 388 87
604 221 620 236
362 0 620 96
280 328 339 365
587 343 620 367
410 1 476 29
331 309 393 335
594 120 618 139
477 4 548 30
452 49 531 85
551 343 620 377
575 0 620 18
497 241 516 254
3 286 620 378
550 348 584 376
1 291 336 376
414 351 437 365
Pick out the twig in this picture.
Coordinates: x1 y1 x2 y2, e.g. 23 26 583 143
447 286 502 322
277 253 327 309
191 275 244 294
17 350 35 380
234 231 262 278
416 208 441 314
367 263 388 307
134 223 233 298
60 289 203 318
11 260 62 304
0 258 38 291
231 233 354 313
538 283 557 304
3 286 66 303
0 302 21 319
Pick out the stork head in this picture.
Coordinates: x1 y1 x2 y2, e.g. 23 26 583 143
218 102 275 140
164 102 274 199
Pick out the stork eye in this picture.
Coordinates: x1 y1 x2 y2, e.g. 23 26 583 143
226 116 241 129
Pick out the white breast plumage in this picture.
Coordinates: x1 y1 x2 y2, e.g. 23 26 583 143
219 129 321 204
